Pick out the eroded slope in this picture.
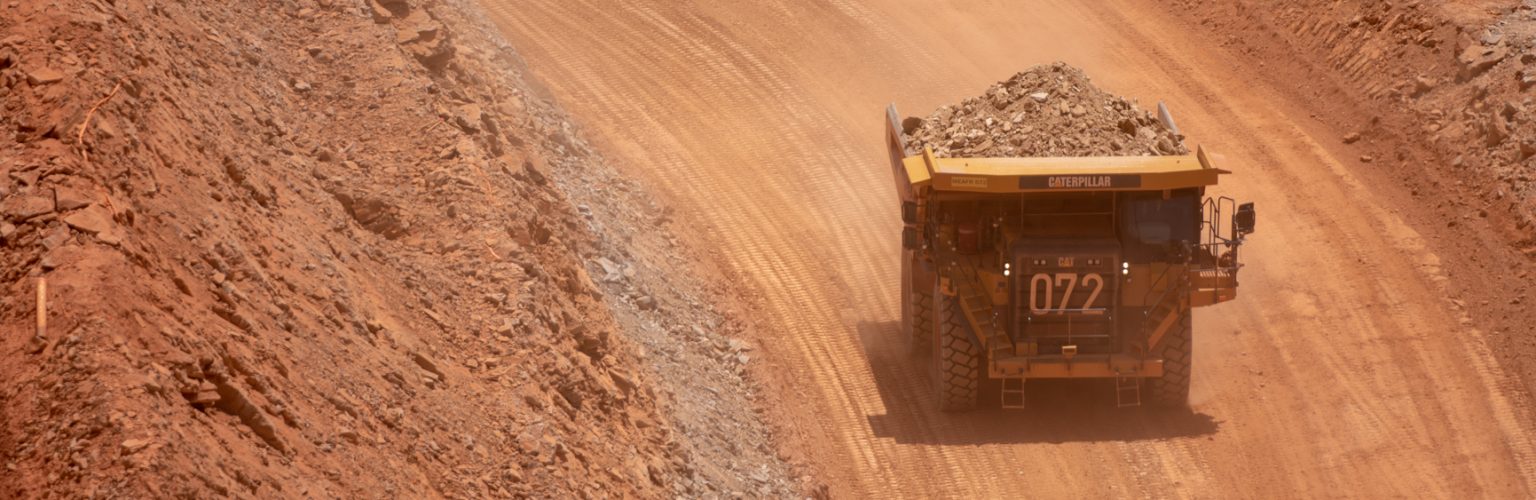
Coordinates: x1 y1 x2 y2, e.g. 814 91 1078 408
0 0 794 497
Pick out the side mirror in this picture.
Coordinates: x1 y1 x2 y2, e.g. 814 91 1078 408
1233 203 1256 236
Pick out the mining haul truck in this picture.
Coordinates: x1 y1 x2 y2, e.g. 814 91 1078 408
888 104 1256 410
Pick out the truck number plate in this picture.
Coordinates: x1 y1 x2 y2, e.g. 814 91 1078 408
1028 272 1105 315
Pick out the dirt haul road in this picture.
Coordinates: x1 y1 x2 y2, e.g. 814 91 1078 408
482 0 1536 497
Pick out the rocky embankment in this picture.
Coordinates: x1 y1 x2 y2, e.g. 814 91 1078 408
0 0 797 497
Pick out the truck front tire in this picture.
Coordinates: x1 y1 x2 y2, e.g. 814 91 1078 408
1147 308 1192 408
934 283 980 411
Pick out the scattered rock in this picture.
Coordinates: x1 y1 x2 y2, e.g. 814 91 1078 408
1117 118 1138 135
1486 112 1510 146
4 195 54 221
518 158 550 186
411 352 447 385
1342 132 1362 144
382 407 405 429
1359 155 1374 163
62 204 113 235
367 0 394 23
403 24 455 73
120 439 151 454
39 226 70 250
1481 30 1504 46
1459 44 1508 79
185 381 221 406
1412 75 1436 96
454 104 483 133
332 191 408 239
211 378 287 453
25 67 63 86
53 186 93 211
636 295 658 311
609 370 637 394
595 257 624 283
338 428 361 444
397 16 441 45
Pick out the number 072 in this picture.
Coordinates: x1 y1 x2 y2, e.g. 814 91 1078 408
1028 272 1104 314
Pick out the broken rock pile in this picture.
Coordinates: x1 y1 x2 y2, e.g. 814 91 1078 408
903 62 1188 158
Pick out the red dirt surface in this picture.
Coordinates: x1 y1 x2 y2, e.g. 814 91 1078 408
0 0 795 497
488 0 1536 497
7 0 1536 497
1172 0 1536 421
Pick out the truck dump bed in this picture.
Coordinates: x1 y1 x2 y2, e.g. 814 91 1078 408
898 146 1227 194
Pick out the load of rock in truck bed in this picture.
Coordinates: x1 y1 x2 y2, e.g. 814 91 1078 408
901 62 1189 158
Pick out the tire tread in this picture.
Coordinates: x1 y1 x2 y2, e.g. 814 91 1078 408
934 286 979 411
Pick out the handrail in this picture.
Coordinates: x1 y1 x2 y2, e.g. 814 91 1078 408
949 253 1013 348
1139 259 1180 309
1140 196 1243 316
1193 196 1248 300
1141 259 1185 324
1030 307 1110 315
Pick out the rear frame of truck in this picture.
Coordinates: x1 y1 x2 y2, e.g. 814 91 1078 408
886 104 1255 410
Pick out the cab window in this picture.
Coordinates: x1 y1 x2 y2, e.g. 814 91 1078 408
1119 191 1199 262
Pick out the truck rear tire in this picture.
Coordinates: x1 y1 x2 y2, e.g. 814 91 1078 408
1147 308 1192 408
909 276 933 356
934 283 980 411
902 253 933 355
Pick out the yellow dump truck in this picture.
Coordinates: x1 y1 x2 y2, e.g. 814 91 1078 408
887 104 1255 410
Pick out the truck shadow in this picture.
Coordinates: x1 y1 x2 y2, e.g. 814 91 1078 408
857 321 1219 445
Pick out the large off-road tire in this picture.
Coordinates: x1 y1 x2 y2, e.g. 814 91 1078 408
901 252 933 355
901 254 913 345
933 283 980 412
1147 307 1193 408
909 274 933 356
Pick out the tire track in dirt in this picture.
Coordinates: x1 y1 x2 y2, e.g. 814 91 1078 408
1088 2 1536 496
480 2 976 495
483 0 1536 497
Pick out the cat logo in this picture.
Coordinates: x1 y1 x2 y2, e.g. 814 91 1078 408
1057 257 1075 267
1048 176 1114 189
1017 174 1142 190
